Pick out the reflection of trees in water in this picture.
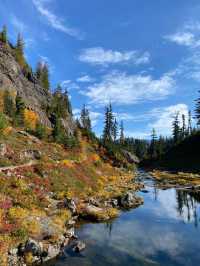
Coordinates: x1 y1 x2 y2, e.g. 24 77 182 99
105 221 113 237
176 190 200 227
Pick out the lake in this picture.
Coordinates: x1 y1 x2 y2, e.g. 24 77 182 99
45 170 200 266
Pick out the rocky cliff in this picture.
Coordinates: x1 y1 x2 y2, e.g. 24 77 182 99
0 42 74 135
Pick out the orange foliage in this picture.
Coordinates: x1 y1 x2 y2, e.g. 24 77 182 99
24 109 38 130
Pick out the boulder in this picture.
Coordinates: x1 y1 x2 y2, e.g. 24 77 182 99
20 149 42 160
122 150 140 164
73 241 86 253
24 238 42 257
120 191 143 208
0 143 8 156
64 198 77 214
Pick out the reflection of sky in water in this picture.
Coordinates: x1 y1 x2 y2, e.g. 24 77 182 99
45 176 200 266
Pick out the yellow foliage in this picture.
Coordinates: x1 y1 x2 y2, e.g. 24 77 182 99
52 210 71 230
61 159 74 168
90 154 100 162
22 219 41 237
9 207 29 221
24 252 33 265
24 109 38 130
3 126 13 136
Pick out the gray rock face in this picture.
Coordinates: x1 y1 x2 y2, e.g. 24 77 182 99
0 44 75 134
73 241 86 253
122 150 140 164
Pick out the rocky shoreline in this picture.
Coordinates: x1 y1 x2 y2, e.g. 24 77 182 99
8 187 144 265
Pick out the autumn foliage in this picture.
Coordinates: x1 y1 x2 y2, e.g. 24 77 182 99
24 109 38 130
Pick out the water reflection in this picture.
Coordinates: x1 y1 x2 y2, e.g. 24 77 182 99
45 173 200 266
176 190 200 227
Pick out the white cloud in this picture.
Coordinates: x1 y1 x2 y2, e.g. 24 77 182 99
60 80 79 91
82 71 175 106
32 0 83 39
76 75 94 83
79 47 150 66
165 32 195 47
165 21 200 48
148 103 189 136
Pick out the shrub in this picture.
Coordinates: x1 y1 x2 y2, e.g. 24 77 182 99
35 122 47 139
0 113 9 133
24 109 38 131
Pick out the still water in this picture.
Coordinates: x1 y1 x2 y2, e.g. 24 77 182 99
46 170 200 266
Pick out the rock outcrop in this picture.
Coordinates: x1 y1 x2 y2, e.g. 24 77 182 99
0 43 74 135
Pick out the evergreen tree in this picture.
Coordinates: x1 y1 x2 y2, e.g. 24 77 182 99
149 128 157 159
181 114 186 139
36 62 50 91
15 94 25 126
15 33 25 68
195 90 200 126
1 25 7 43
112 118 118 142
119 120 125 145
102 103 114 143
41 63 50 91
80 105 91 131
188 110 192 135
3 90 15 118
172 112 181 144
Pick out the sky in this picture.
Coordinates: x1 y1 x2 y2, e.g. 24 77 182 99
1 0 200 139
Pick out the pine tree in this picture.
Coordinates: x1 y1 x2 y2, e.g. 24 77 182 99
3 90 15 118
15 94 25 126
188 110 192 135
181 114 186 139
112 118 118 142
41 63 50 91
15 33 25 68
195 90 200 126
1 25 7 43
172 112 180 144
119 120 125 145
149 128 157 159
80 105 91 131
102 103 114 143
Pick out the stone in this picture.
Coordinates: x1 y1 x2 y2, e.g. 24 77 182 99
64 198 77 214
73 241 86 253
120 191 143 208
20 149 42 160
0 143 8 156
24 238 42 256
122 150 140 164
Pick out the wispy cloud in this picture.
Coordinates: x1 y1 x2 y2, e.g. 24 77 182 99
76 75 94 83
165 21 200 48
79 47 150 66
82 71 175 106
148 104 189 136
32 0 83 39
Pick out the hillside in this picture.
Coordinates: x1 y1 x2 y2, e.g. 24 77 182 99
0 39 142 265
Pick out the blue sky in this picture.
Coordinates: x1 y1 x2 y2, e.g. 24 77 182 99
1 0 200 138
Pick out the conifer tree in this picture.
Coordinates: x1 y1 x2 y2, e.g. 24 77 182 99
15 94 25 126
112 118 118 142
1 25 7 43
195 90 200 126
80 105 91 131
102 103 114 143
188 110 192 135
15 33 25 68
36 62 50 91
181 114 186 139
172 112 180 144
149 128 157 159
3 90 15 118
119 120 125 145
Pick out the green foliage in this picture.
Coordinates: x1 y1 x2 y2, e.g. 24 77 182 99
0 112 9 132
14 94 25 127
35 122 47 140
0 25 7 43
3 90 16 119
15 33 26 68
103 103 115 143
80 105 91 131
36 62 50 91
